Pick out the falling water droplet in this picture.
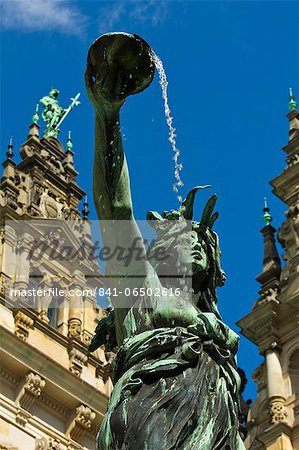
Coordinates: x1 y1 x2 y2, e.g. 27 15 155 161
150 50 184 203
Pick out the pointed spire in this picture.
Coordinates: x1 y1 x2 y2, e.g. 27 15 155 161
6 136 14 160
263 197 272 226
66 131 73 151
63 130 78 183
288 87 297 111
255 198 281 300
286 87 299 141
2 136 16 181
32 104 39 124
82 195 89 220
28 104 40 140
63 131 75 170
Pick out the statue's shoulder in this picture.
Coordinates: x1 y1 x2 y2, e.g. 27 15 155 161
40 96 51 105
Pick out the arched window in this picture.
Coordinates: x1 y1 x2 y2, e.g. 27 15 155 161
47 282 65 329
47 296 60 328
28 268 43 310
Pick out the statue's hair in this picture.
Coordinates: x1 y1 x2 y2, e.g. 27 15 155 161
146 186 225 291
147 186 219 227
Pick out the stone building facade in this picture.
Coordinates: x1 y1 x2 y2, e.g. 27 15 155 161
0 120 112 450
237 98 299 449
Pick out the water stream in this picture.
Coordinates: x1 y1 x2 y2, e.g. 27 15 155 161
150 50 184 203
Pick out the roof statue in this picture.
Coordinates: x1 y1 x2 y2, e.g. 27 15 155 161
39 88 80 138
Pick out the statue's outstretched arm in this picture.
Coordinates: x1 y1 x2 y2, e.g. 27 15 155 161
85 33 155 259
85 34 156 342
85 33 154 224
91 101 134 222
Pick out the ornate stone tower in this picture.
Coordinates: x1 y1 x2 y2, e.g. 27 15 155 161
237 89 299 450
0 109 112 449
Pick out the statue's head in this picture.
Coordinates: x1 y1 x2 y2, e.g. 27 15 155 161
147 187 226 294
49 88 59 99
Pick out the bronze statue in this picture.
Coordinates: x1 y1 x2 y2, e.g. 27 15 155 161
39 88 80 138
86 32 245 450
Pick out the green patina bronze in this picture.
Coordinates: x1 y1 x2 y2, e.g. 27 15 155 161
263 197 272 226
289 87 297 111
87 32 245 450
32 103 39 124
66 130 73 151
39 88 80 138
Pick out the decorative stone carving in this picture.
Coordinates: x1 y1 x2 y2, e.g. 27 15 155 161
39 392 69 419
39 189 64 218
0 364 20 387
49 440 63 450
15 408 31 427
6 193 18 210
252 363 267 392
35 437 48 450
68 346 87 376
14 169 26 188
16 233 35 255
38 309 50 323
0 445 19 450
13 310 34 341
32 182 44 204
46 155 65 176
255 286 280 308
82 330 92 346
35 437 63 450
0 272 6 295
68 319 81 340
61 204 71 219
43 227 63 242
286 152 299 168
15 372 46 411
269 398 288 424
66 405 96 441
278 205 299 280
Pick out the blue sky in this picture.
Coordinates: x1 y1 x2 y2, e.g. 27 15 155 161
1 0 298 400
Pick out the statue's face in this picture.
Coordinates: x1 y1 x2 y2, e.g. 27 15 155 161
150 217 226 295
174 229 208 277
148 220 214 291
176 227 226 292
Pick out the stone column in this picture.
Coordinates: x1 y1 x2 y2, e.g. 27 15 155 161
68 278 84 340
0 224 16 301
36 280 52 323
265 343 288 424
14 233 33 293
56 293 69 336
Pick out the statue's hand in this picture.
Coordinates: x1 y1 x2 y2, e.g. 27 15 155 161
85 33 154 111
